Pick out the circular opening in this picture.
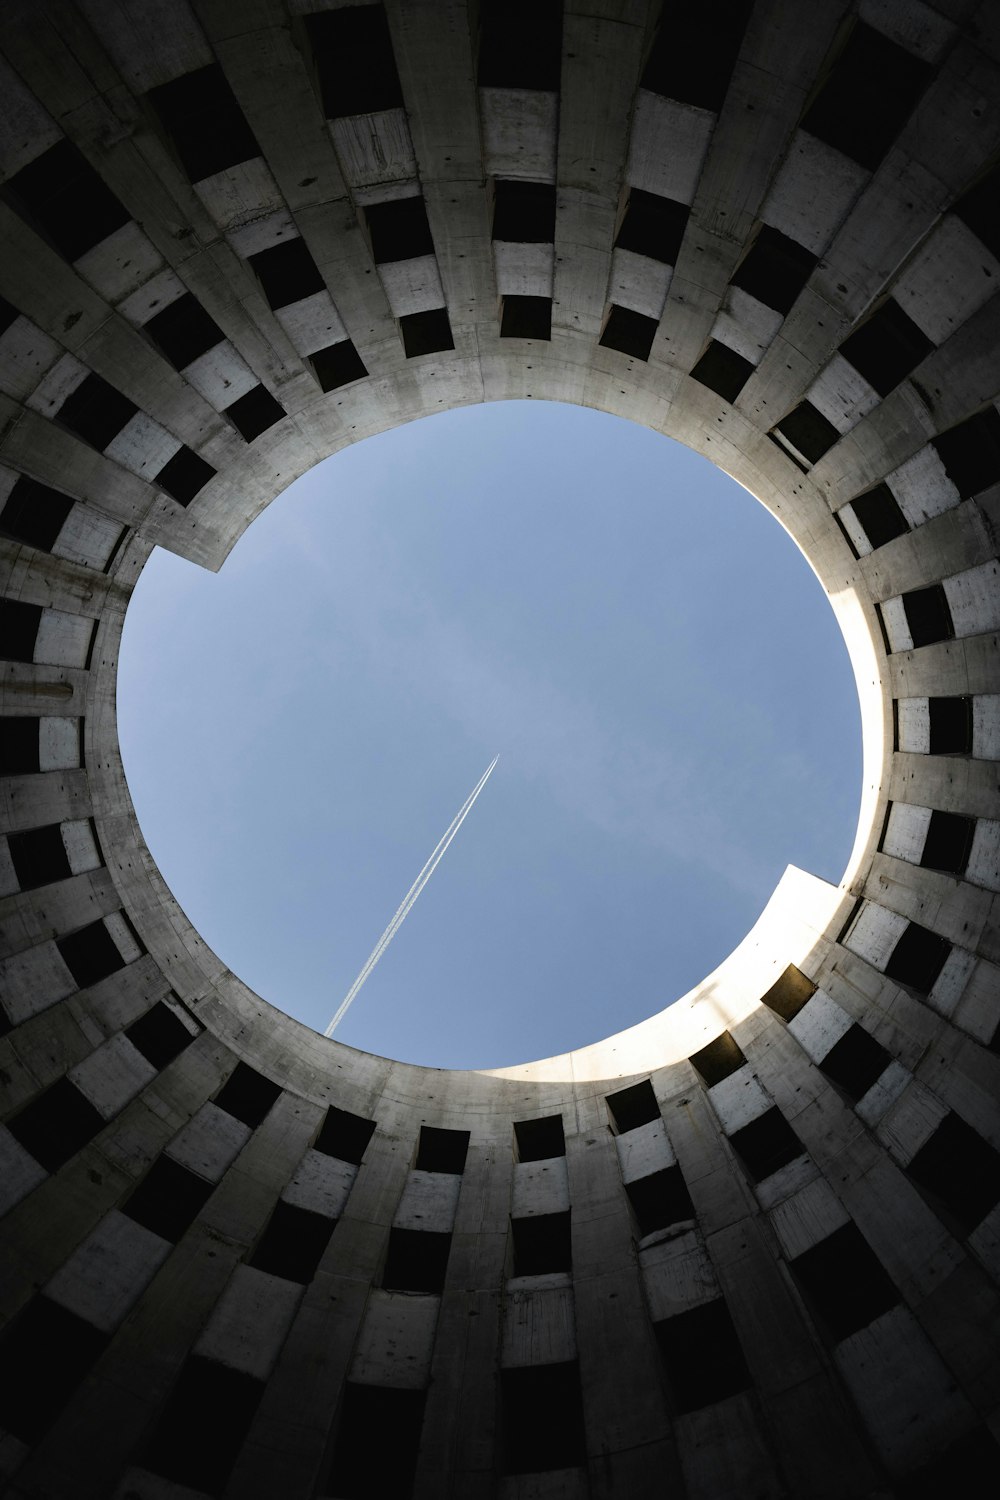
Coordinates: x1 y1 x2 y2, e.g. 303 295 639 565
118 401 862 1067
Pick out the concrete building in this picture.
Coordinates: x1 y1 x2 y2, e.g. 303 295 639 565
1 0 999 1494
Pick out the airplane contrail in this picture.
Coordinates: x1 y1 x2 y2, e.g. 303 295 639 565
324 756 499 1037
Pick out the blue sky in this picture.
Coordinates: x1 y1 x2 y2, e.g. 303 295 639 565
118 401 861 1068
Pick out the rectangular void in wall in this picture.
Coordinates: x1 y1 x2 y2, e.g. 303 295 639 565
728 1107 803 1183
884 921 951 994
606 1079 661 1134
904 1428 1000 1498
155 446 216 507
954 163 1000 260
56 374 138 452
7 1077 105 1172
789 1222 900 1341
500 295 552 339
315 1104 376 1165
493 179 556 243
144 292 224 371
818 1024 891 1102
0 599 42 662
147 65 261 182
1 139 130 263
600 305 658 361
928 696 973 754
328 1383 426 1499
310 339 368 392
771 401 839 467
615 189 689 266
690 340 754 401
415 1125 470 1174
365 197 434 264
901 584 953 646
839 297 934 396
382 1227 452 1293
849 483 910 550
57 918 127 988
626 1165 695 1237
250 1199 335 1283
931 407 1000 499
641 0 753 113
225 385 286 442
247 238 326 312
688 1031 746 1087
0 1296 109 1446
800 21 932 171
921 810 975 874
514 1115 565 1162
905 1112 1000 1235
8 821 73 889
125 999 196 1070
654 1299 750 1413
730 225 817 314
478 0 562 92
0 476 74 552
214 1061 282 1128
400 308 454 358
0 717 47 774
500 1361 586 1474
123 1155 214 1241
141 1354 263 1495
511 1211 572 1276
305 5 404 120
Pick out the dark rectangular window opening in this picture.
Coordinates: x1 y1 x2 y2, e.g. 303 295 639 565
928 696 973 755
7 1077 105 1172
328 1383 426 1499
478 0 563 92
1 599 42 663
849 483 909 550
126 1001 195 1070
8 822 72 890
932 407 1000 499
728 1107 803 1183
56 374 138 452
884 921 951 995
501 1360 585 1475
903 1428 1000 1499
247 237 325 312
141 1354 263 1495
0 1296 109 1446
156 446 216 508
514 1115 565 1162
790 1222 900 1341
901 584 953 647
382 1227 452 1293
640 0 753 113
511 1211 572 1276
366 197 434 264
773 402 839 465
730 225 817 314
0 477 75 553
906 1112 1000 1235
310 339 368 392
921 810 975 875
305 6 404 120
690 340 754 402
626 1165 695 1238
57 918 126 988
615 189 689 266
953 163 1000 262
250 1199 335 1283
839 297 934 397
147 64 262 183
144 292 224 371
654 1299 750 1413
600 304 658 361
315 1105 377 1165
493 179 556 243
500 294 552 340
400 308 454 358
214 1061 281 1128
606 1079 660 1134
225 385 286 442
1 138 130 263
819 1024 892 1102
801 21 932 172
0 717 41 774
415 1125 470 1174
123 1154 214 1241
688 1031 746 1087
760 964 817 1021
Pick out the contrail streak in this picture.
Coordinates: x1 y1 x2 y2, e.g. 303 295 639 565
324 756 499 1037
